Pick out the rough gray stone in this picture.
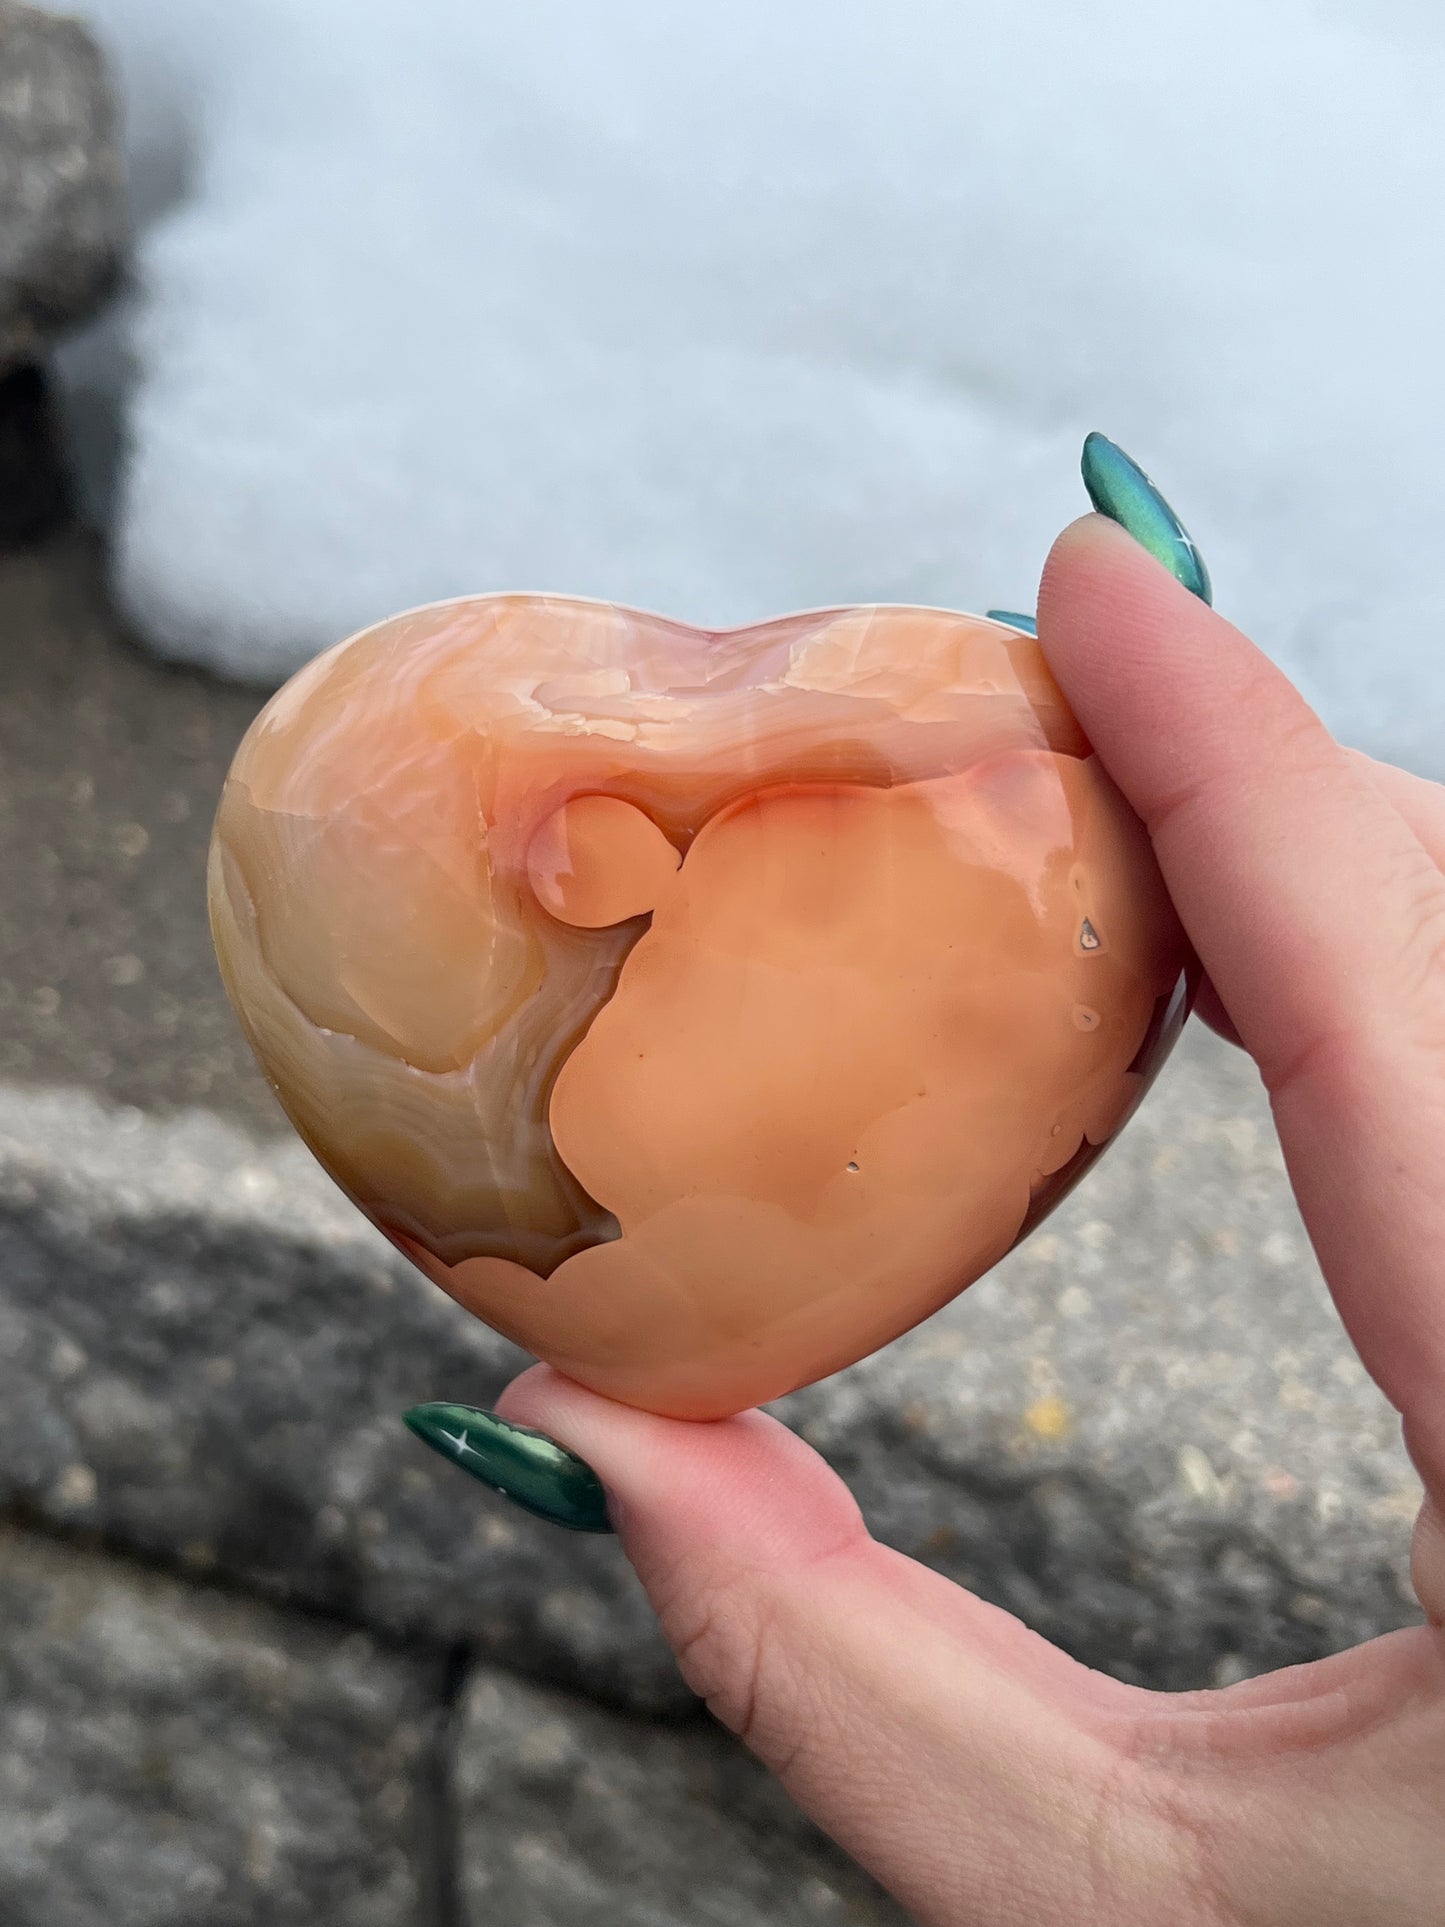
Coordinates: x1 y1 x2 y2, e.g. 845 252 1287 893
0 0 125 372
0 1021 1422 1716
0 1081 683 1711
456 1664 904 1926
0 1523 441 1926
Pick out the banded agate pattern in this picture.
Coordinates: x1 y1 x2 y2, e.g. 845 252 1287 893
209 597 1192 1417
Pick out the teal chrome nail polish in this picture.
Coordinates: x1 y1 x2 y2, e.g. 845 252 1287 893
1080 431 1213 605
403 1402 613 1533
985 609 1038 636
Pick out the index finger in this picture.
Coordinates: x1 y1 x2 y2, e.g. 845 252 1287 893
1037 515 1445 1497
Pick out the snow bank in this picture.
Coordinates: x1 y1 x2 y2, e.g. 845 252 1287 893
60 0 1445 769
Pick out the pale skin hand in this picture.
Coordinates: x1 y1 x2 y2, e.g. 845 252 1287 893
497 515 1445 1926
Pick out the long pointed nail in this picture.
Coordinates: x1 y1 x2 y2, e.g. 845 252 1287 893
1080 432 1213 605
403 1402 613 1533
986 609 1038 635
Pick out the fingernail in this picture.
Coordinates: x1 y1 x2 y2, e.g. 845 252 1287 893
1080 432 1213 605
986 609 1038 635
403 1402 613 1533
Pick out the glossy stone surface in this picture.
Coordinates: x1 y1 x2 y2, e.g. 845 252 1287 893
209 597 1192 1418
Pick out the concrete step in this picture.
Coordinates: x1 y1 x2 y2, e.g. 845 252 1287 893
0 1024 1421 1717
0 1523 442 1927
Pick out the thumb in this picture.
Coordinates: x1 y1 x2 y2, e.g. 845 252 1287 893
493 1365 1192 1927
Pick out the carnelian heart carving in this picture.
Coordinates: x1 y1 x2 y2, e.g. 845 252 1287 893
209 596 1192 1417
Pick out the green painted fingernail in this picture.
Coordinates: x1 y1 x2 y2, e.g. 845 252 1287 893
1081 432 1213 605
986 609 1038 635
403 1402 613 1533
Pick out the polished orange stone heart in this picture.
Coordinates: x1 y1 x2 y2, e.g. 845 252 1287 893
209 596 1192 1417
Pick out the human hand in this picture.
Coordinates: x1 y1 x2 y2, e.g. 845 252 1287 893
418 500 1445 1924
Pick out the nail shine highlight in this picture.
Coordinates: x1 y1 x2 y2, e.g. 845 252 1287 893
1081 431 1213 605
404 1401 613 1532
988 433 1212 636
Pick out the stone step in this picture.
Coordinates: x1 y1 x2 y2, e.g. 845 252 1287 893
0 1078 680 1712
0 1517 911 1926
0 1020 1422 1722
455 1664 904 1926
0 1523 442 1927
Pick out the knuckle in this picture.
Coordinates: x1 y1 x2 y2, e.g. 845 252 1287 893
650 1508 873 1777
668 1567 775 1738
663 1564 814 1772
1265 848 1445 1104
1392 858 1445 1026
1126 1758 1253 1927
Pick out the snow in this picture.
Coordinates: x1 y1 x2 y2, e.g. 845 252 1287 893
59 0 1445 770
